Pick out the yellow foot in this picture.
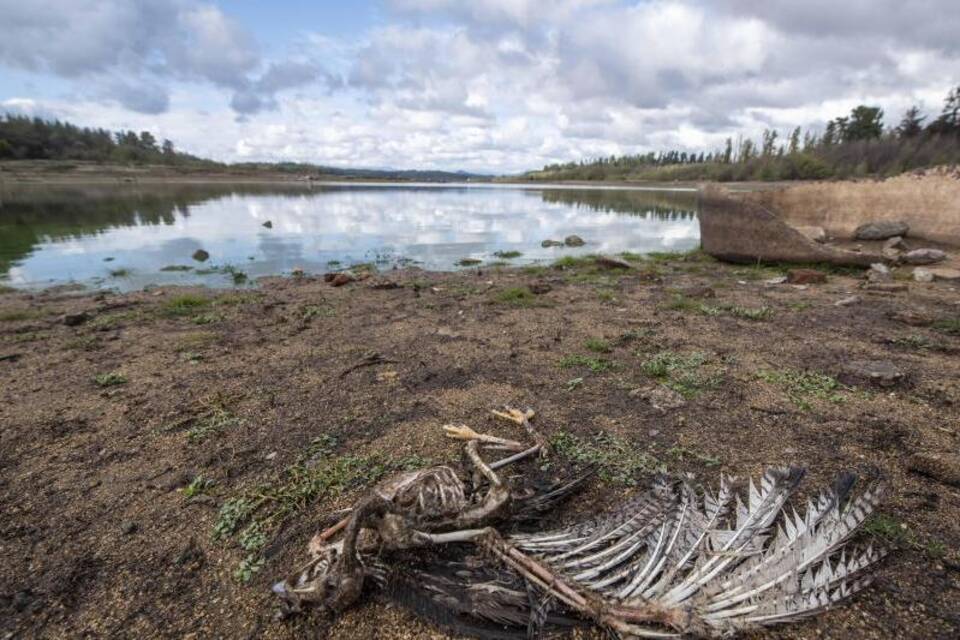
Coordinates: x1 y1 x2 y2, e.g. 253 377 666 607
492 407 534 424
443 423 481 441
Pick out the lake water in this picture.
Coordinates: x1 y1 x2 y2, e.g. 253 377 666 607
0 183 700 291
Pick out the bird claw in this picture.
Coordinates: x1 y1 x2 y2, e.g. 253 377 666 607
492 407 533 424
443 423 480 440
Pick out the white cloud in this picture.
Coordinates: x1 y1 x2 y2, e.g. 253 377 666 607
1 0 958 172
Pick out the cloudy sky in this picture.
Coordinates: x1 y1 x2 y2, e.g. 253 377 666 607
0 1 956 173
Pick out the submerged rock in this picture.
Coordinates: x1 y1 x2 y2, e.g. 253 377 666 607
854 221 909 241
563 235 586 247
541 239 564 248
262 220 273 229
192 249 210 262
902 248 947 265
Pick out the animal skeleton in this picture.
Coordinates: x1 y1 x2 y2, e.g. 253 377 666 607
274 408 886 638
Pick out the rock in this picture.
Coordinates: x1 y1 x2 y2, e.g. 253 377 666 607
838 359 904 388
330 273 355 287
764 276 788 285
191 249 210 262
884 236 907 251
63 312 89 326
631 385 686 412
862 282 908 293
890 309 933 326
834 295 861 307
541 239 564 248
913 268 934 283
796 226 827 243
902 248 947 265
786 269 827 284
529 282 553 295
262 220 273 228
866 263 893 282
928 267 960 281
594 255 632 270
854 221 909 241
121 521 138 535
323 272 336 282
563 235 585 247
265 451 277 461
908 453 960 487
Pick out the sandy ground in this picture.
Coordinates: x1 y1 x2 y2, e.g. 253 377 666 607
1 255 959 640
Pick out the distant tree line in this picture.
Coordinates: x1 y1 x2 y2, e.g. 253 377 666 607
528 86 960 182
0 114 218 166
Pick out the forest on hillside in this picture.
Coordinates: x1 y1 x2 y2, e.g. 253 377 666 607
526 86 960 182
0 115 217 166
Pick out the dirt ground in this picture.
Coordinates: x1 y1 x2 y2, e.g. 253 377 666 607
1 255 959 640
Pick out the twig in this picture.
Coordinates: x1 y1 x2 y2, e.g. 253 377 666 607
338 352 397 378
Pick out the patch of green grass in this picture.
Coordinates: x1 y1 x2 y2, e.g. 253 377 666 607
596 289 617 303
667 445 721 467
187 405 239 443
176 331 218 351
486 261 510 268
863 513 946 560
94 371 127 387
552 255 597 269
0 308 44 322
933 318 960 335
162 294 211 317
160 265 193 272
551 432 663 485
457 257 483 266
66 335 101 351
520 265 549 277
645 247 712 263
565 376 584 391
584 337 612 353
302 304 335 321
222 265 249 284
191 312 224 325
757 369 843 410
664 295 773 321
493 250 523 259
618 251 645 262
108 268 130 278
213 439 429 580
640 350 721 398
559 354 613 372
182 474 214 498
787 301 812 311
889 334 935 350
493 286 537 307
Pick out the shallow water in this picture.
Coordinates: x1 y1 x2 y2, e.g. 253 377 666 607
0 182 699 291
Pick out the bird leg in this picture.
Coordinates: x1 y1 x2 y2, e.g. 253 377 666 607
493 406 551 457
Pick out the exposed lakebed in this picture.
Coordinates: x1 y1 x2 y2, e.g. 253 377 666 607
0 182 699 291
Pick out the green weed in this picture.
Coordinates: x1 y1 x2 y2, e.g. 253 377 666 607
551 432 663 485
559 354 613 372
757 369 843 410
182 475 214 498
109 268 130 278
933 318 960 335
160 265 193 272
667 445 721 467
584 337 612 353
94 371 127 387
302 304 335 321
494 286 537 307
457 258 482 266
863 513 946 560
640 351 721 398
0 308 44 322
163 294 211 317
187 405 239 443
493 250 523 259
191 312 224 325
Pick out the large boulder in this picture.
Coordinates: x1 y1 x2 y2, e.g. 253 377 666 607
854 221 909 241
564 235 586 247
838 359 905 388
